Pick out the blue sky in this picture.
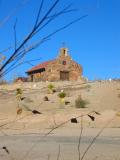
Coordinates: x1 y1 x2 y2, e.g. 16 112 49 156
0 0 120 81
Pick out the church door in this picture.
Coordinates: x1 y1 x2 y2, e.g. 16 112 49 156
60 71 69 80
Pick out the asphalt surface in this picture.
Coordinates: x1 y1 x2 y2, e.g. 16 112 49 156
0 131 120 160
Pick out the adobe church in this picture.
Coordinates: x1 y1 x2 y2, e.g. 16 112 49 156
26 48 83 81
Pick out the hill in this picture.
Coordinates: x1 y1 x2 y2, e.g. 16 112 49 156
0 80 120 134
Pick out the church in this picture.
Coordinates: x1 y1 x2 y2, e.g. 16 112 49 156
26 48 83 82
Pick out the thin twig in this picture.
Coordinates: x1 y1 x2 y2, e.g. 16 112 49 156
34 3 77 35
78 115 83 160
47 154 51 160
45 111 92 136
21 112 94 160
0 128 8 136
13 19 17 51
34 0 44 28
80 117 115 160
57 144 61 160
0 0 30 28
0 113 32 129
0 0 88 79
0 0 60 74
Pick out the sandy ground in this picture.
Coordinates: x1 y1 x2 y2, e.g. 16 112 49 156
0 80 120 159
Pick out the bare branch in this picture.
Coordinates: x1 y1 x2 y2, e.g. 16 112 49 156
0 37 48 77
0 0 60 75
57 144 61 160
0 0 31 28
0 113 32 129
41 14 88 42
13 19 17 51
21 111 99 160
80 117 115 160
45 111 93 136
78 116 83 160
47 154 51 160
34 0 45 28
34 3 76 35
0 0 88 79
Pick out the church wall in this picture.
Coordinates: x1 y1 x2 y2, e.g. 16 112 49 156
28 48 83 81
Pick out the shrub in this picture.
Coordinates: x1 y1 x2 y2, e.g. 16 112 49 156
16 88 23 100
48 84 54 90
75 95 88 108
47 84 55 94
58 92 66 98
16 88 22 95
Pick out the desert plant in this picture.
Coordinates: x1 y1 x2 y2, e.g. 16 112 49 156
58 91 66 107
58 92 66 98
75 95 88 108
48 84 55 93
15 88 23 100
16 88 22 95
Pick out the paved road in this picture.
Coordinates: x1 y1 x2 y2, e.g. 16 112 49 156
0 130 120 160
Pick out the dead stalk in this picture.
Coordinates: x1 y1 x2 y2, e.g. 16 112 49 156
80 117 115 160
45 111 95 136
57 144 61 160
78 116 83 160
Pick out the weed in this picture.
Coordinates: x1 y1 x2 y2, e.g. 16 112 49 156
75 95 89 108
48 84 54 90
48 84 55 93
16 88 23 100
58 92 66 98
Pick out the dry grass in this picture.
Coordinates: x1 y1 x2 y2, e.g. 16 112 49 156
75 95 89 108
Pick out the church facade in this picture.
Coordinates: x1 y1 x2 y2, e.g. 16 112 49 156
26 48 83 82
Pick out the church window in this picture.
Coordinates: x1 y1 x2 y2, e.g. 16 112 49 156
62 60 66 65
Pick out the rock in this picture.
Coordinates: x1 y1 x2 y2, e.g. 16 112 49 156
52 89 56 93
65 101 70 105
71 118 78 123
32 110 42 114
44 96 49 101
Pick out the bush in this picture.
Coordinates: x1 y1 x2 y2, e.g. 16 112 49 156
47 84 55 93
16 88 23 100
48 84 54 90
75 95 88 108
58 92 66 98
16 88 22 95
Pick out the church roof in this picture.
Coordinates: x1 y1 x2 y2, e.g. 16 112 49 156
26 60 55 73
